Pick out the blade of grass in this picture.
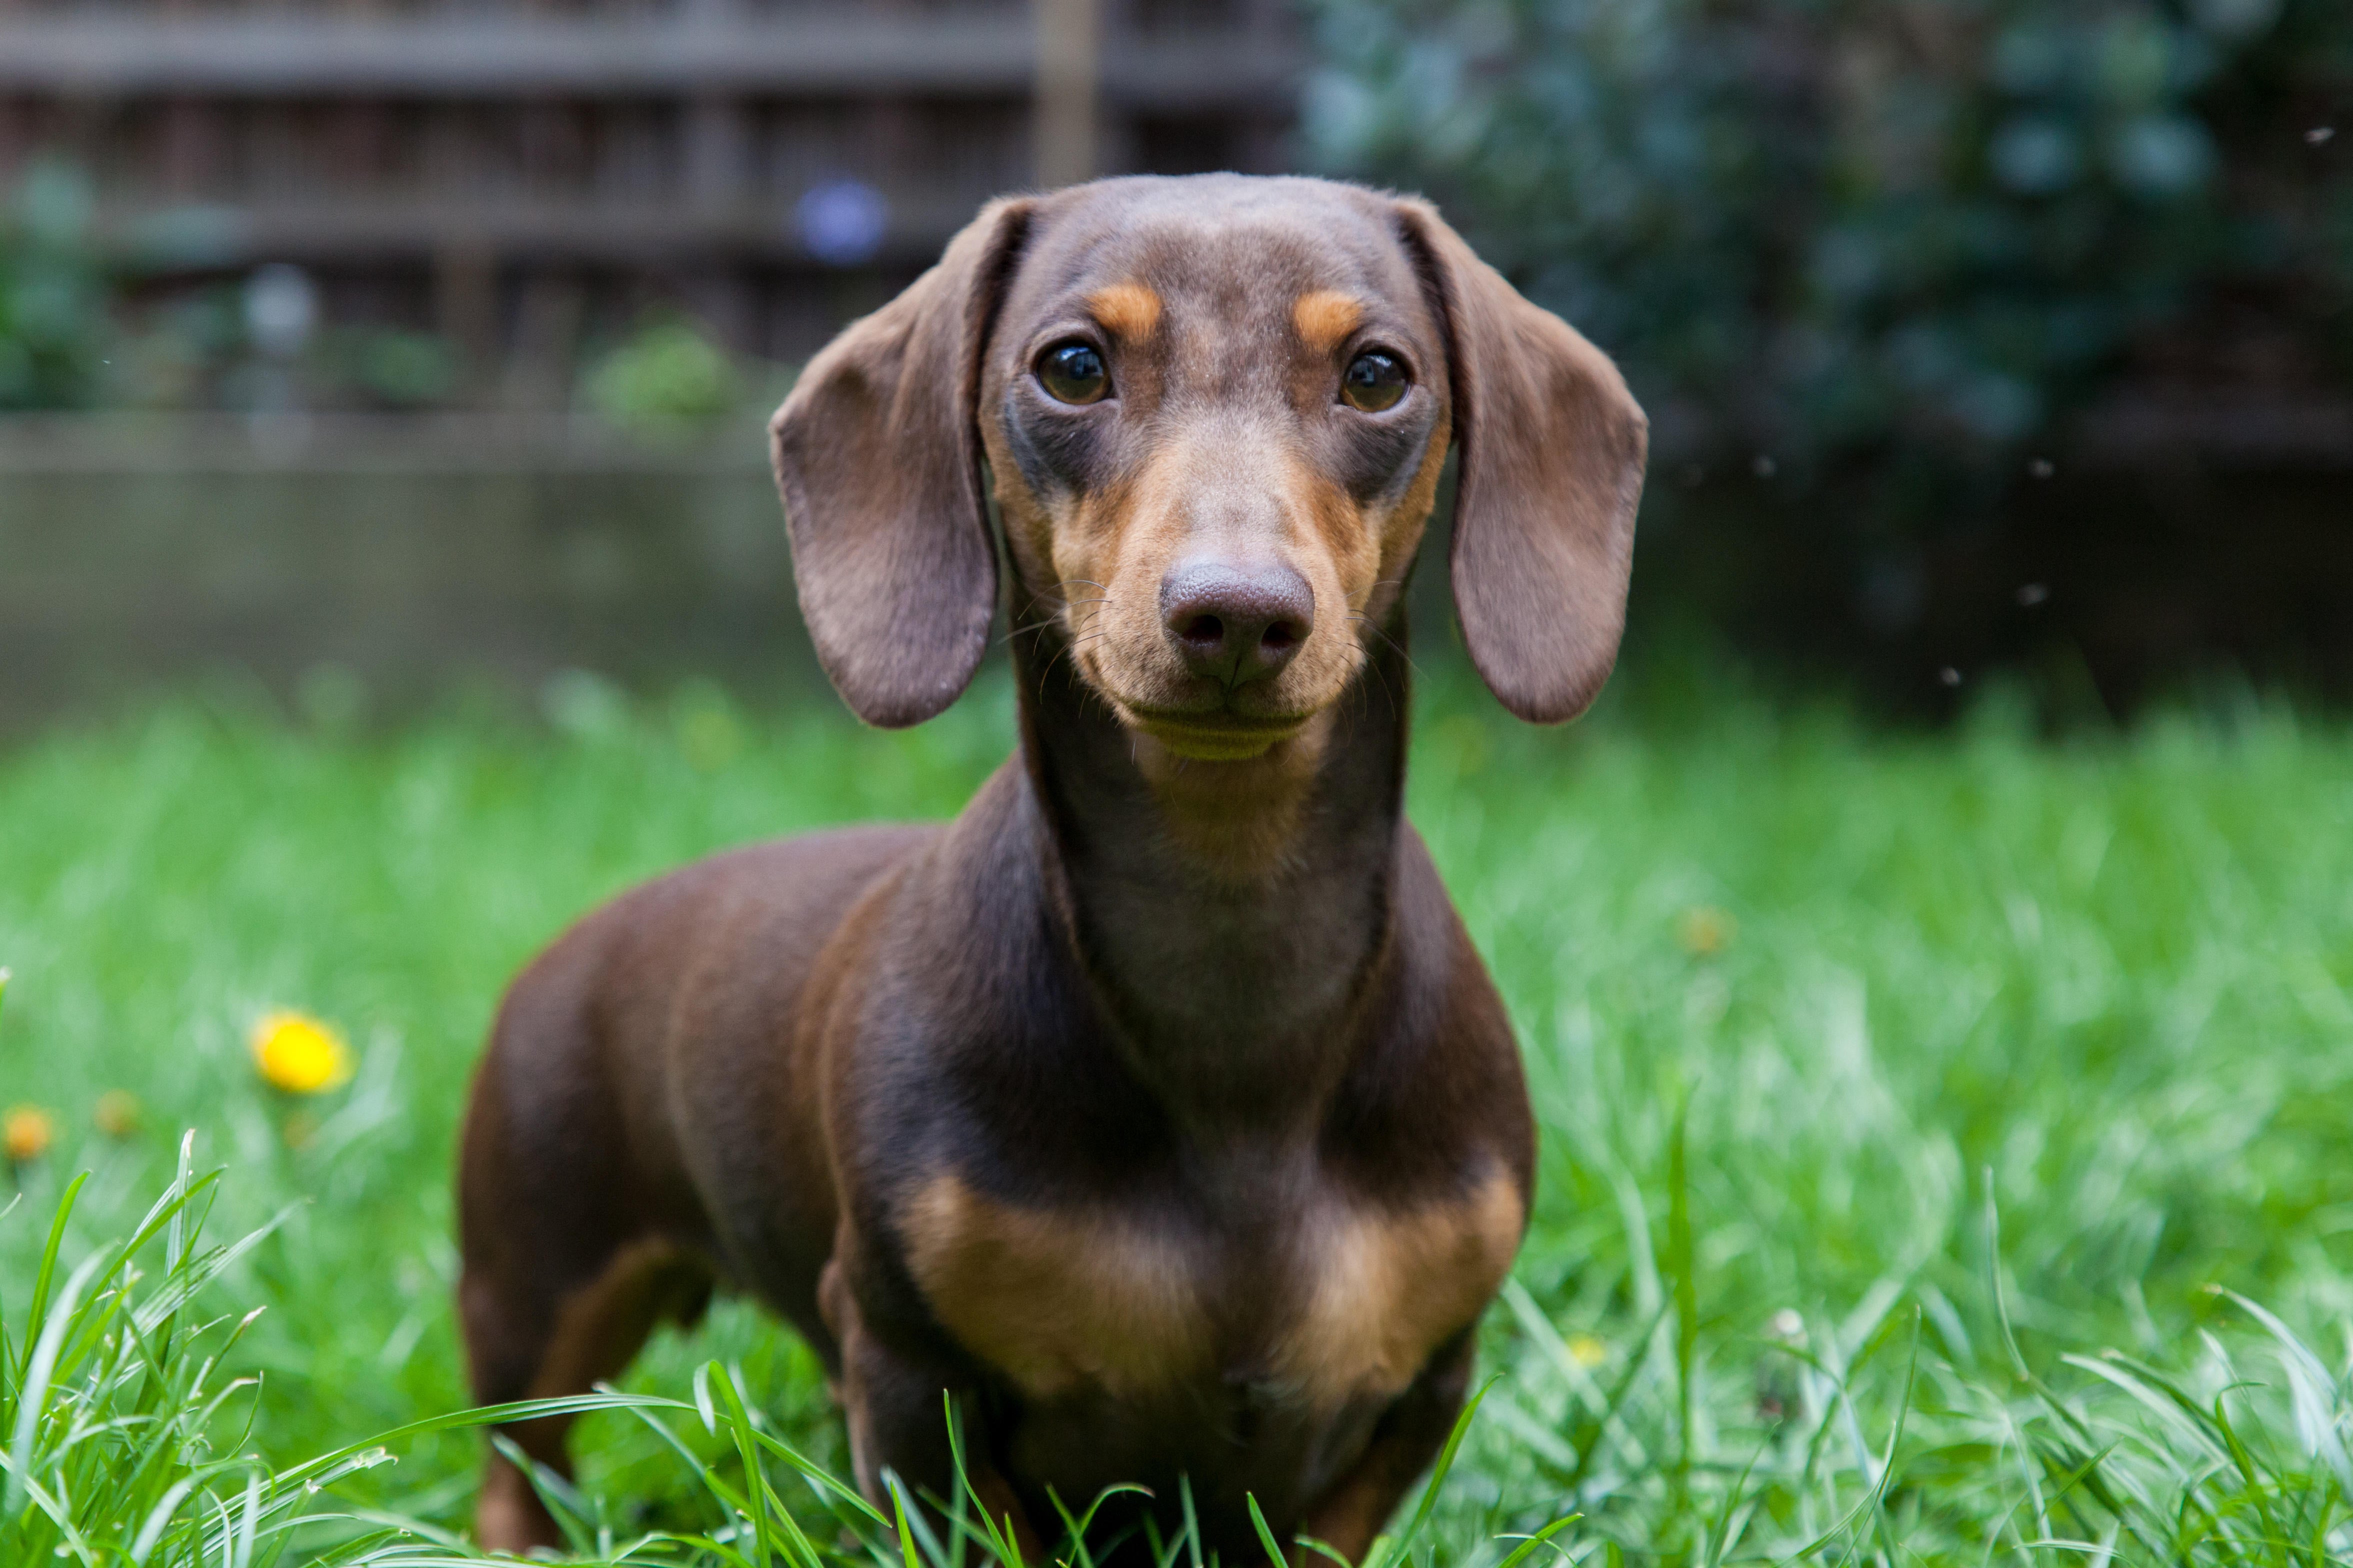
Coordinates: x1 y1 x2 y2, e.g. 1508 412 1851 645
1670 1103 1697 1514
1246 1493 1285 1568
1490 1514 1580 1568
16 1168 90 1389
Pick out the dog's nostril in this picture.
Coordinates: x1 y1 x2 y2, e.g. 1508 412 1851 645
1160 559 1314 680
1182 613 1226 646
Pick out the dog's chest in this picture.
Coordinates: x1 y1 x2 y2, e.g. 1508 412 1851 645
900 1168 1522 1410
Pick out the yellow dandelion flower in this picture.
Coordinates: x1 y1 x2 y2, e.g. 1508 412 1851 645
1677 905 1736 957
250 1010 355 1095
1567 1333 1608 1369
4 1104 56 1163
94 1089 142 1139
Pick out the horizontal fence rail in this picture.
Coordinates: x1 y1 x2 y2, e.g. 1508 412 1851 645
0 15 1294 104
96 192 1006 268
0 411 776 473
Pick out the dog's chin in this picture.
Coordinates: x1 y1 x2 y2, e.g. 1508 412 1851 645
1104 693 1332 762
1078 652 1341 762
1129 712 1310 762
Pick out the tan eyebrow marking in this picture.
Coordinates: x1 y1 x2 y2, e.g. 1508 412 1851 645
1086 282 1163 340
1293 290 1364 354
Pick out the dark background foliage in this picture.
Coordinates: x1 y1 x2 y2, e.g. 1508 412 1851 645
0 160 108 410
1308 0 2353 709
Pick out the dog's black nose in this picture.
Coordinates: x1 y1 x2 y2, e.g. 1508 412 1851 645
1160 560 1314 683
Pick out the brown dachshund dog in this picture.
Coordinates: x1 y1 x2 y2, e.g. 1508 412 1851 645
457 173 1646 1561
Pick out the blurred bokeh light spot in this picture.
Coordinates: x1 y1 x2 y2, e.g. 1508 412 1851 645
2114 115 2218 195
1990 118 2082 194
2188 0 2280 38
796 179 890 267
244 265 318 360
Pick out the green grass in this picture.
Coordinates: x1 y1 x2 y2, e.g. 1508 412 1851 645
4 662 2353 1565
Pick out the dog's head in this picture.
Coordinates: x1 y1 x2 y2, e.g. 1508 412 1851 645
772 175 1646 758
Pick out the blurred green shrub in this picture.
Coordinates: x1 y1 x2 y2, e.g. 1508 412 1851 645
1308 0 2352 535
586 317 744 432
0 159 110 409
108 292 238 409
322 324 461 409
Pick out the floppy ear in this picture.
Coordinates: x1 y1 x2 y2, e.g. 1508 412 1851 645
1396 199 1648 724
770 197 1034 727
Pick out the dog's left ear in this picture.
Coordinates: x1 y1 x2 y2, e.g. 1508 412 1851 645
1396 199 1648 724
770 197 1035 728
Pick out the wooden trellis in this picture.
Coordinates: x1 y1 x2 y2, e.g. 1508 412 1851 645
0 0 1298 367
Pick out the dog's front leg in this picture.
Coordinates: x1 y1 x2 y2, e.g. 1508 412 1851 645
822 1260 1048 1562
1296 1330 1478 1566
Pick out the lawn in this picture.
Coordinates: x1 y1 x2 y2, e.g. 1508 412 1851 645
4 661 2352 1566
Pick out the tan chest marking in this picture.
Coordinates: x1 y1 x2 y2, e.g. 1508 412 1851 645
902 1175 1214 1402
903 1172 1523 1410
1275 1173 1524 1405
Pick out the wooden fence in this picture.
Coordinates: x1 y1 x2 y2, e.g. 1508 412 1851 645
0 0 1298 365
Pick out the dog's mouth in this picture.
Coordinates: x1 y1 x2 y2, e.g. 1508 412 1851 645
1120 704 1313 762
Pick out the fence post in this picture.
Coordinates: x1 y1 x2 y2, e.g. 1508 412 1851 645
1034 0 1099 189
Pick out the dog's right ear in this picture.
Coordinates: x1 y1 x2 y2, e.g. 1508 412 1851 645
770 197 1035 728
1396 199 1648 725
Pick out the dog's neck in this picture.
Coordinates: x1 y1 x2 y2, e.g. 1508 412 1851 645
1012 612 1410 1136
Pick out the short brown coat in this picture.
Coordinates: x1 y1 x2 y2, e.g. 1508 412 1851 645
456 173 1646 1563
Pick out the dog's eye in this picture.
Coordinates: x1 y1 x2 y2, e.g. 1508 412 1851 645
1037 342 1110 405
1340 350 1408 413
